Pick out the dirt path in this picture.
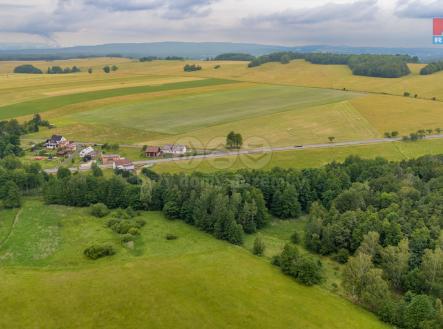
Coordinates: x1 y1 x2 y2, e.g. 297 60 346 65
0 208 22 249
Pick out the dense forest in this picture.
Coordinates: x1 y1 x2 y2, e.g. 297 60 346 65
420 61 443 75
248 52 418 78
214 53 255 61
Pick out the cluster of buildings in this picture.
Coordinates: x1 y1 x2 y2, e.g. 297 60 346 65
42 135 189 173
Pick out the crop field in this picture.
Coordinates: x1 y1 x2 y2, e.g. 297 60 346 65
0 199 389 329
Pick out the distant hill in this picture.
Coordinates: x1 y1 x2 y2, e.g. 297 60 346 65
0 41 442 61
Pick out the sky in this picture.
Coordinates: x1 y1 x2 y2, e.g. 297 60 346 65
0 0 441 48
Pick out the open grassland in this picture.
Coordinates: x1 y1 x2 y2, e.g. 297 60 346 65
66 84 356 135
0 78 234 119
23 83 359 145
0 199 389 329
153 139 443 173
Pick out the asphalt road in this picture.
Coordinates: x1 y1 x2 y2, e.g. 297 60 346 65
43 134 443 174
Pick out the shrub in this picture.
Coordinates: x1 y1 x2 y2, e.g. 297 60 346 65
252 235 266 256
90 203 110 218
333 248 350 264
113 208 131 219
110 221 135 234
166 233 178 240
128 227 140 236
106 218 120 228
290 231 300 244
121 234 134 243
125 207 136 218
135 218 146 228
84 244 116 260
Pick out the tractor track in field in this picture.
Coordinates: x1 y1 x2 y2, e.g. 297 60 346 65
0 209 22 250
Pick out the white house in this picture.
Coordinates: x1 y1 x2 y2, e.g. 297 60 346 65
79 146 95 158
161 144 187 155
44 135 67 149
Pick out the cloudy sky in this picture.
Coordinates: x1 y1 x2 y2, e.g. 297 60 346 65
0 0 440 47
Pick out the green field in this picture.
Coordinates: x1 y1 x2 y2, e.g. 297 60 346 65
0 199 389 329
153 139 443 173
0 78 234 119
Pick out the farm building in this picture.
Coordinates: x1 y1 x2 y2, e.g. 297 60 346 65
161 144 187 155
145 146 162 157
113 158 135 172
101 154 121 165
45 135 68 149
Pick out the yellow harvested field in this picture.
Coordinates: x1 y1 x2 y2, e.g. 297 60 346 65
351 94 443 135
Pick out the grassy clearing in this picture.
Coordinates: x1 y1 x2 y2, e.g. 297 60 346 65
0 199 389 328
153 139 443 173
0 78 235 119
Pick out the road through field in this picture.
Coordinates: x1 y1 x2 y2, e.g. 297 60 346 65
44 134 443 173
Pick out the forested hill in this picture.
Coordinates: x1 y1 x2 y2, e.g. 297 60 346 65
1 42 443 61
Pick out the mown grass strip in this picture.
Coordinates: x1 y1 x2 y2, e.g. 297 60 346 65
0 78 236 119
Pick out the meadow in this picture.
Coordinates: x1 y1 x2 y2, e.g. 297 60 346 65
0 199 389 329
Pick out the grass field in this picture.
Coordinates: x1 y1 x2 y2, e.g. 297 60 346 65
153 139 443 173
0 199 389 329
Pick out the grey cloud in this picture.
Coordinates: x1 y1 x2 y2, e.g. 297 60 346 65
83 0 163 12
0 0 219 39
395 0 442 19
244 0 378 26
163 0 217 19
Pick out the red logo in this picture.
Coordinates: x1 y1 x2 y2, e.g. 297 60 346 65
434 18 443 36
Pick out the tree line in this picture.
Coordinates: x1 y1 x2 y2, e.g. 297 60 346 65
248 52 418 78
214 53 255 61
420 61 443 75
47 66 81 74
